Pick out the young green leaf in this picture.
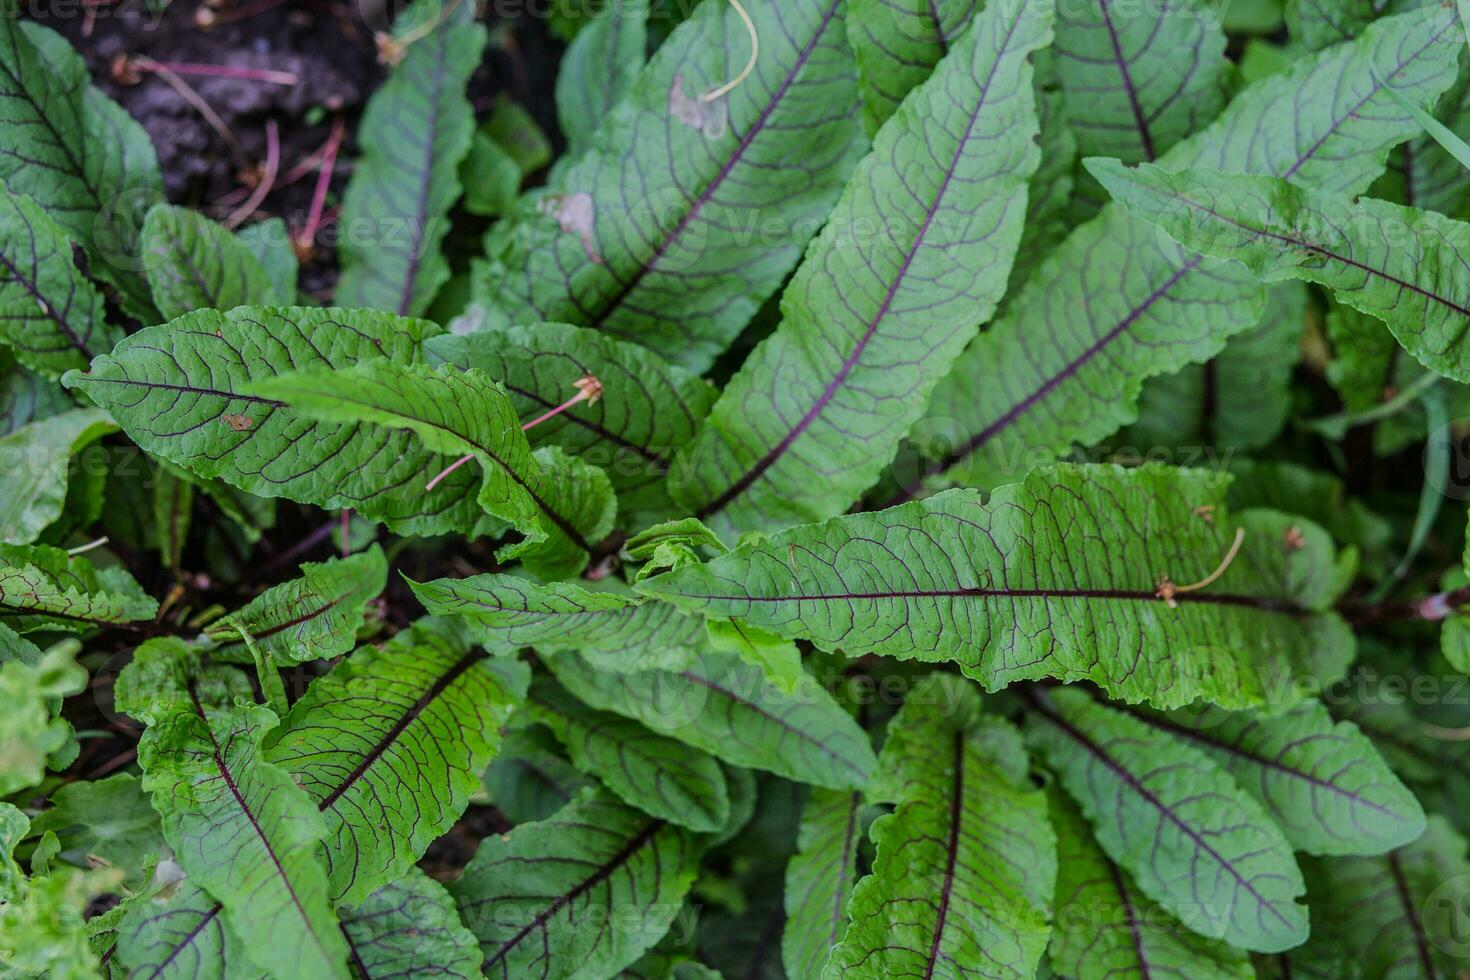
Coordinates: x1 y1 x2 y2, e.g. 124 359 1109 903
782 788 869 980
847 0 979 133
481 726 595 824
1028 687 1309 953
668 0 1053 534
912 3 1464 494
140 204 284 320
448 789 702 978
0 20 163 321
27 774 165 888
829 675 1056 978
0 351 72 437
1122 701 1426 856
63 306 488 536
409 572 707 671
262 623 521 905
525 677 730 832
425 322 718 515
335 1 485 317
0 185 115 377
546 647 877 788
646 464 1353 710
1047 784 1253 979
1091 158 1470 385
236 218 298 300
480 0 864 372
0 644 86 795
555 0 648 156
1053 0 1230 163
0 543 157 632
0 408 116 545
339 869 483 980
203 545 388 664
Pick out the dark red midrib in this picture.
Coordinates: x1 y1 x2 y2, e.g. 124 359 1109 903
0 36 104 214
481 820 664 969
0 246 94 360
1027 692 1297 932
1096 0 1157 162
76 374 285 406
1105 858 1154 977
695 4 1028 520
584 0 842 329
316 649 486 810
186 683 336 965
393 32 449 317
134 905 221 980
1388 850 1440 980
342 921 375 980
826 791 863 946
220 593 349 645
161 224 220 309
922 730 965 978
927 0 950 55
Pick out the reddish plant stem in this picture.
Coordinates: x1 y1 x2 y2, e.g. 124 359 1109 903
294 115 346 256
1346 583 1470 625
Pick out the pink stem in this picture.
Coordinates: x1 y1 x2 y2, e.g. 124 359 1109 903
424 381 601 493
133 60 299 86
295 115 345 253
225 119 280 229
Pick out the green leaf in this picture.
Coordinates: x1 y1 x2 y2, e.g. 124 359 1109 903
667 0 1053 534
1091 157 1470 385
481 726 594 824
339 869 483 980
27 774 165 888
828 674 1056 978
1053 0 1231 163
0 20 163 321
1286 0 1378 50
0 643 86 795
262 623 521 905
846 0 979 133
0 351 73 437
546 647 876 788
0 543 157 632
1047 783 1253 980
140 204 283 320
1028 687 1309 953
132 693 352 978
202 545 387 664
62 306 489 536
646 464 1353 710
253 360 610 573
781 787 868 980
410 572 707 671
236 218 298 301
912 3 1463 494
1123 700 1426 856
425 322 718 516
0 408 116 545
114 877 263 980
448 789 702 978
0 184 115 378
335 2 485 317
555 0 648 156
479 0 864 372
526 676 729 832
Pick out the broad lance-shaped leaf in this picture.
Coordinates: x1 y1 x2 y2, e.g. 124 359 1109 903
0 408 116 545
1121 700 1425 857
0 185 114 377
425 323 717 514
140 204 286 320
828 675 1056 978
0 542 157 632
783 787 868 980
203 545 387 664
1046 784 1253 980
1028 686 1309 953
62 306 488 536
548 646 876 788
254 361 612 577
339 869 483 980
1299 815 1470 978
263 623 522 906
555 0 647 157
118 642 352 979
910 4 1463 495
410 572 707 672
525 677 729 832
847 0 979 134
448 789 702 978
667 0 1052 534
480 0 864 372
1093 159 1470 386
335 1 484 317
1053 0 1230 163
0 644 85 796
646 464 1353 710
0 20 163 321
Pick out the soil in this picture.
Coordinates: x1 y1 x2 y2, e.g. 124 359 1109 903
25 0 564 295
